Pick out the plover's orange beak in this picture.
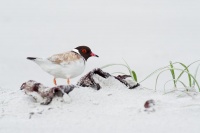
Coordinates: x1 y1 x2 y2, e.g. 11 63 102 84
90 52 99 57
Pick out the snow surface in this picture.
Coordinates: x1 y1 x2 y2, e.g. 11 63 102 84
0 0 200 133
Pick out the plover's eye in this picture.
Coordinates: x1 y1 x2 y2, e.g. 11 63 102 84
82 49 87 53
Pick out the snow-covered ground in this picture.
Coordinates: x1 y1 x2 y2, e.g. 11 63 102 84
0 0 200 133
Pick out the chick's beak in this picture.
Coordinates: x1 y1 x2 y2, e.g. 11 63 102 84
90 52 99 57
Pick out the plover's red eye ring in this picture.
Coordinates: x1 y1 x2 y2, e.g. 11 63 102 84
82 49 87 53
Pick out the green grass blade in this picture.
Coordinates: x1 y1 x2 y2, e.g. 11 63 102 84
175 62 192 87
187 60 200 67
132 70 137 82
169 61 176 87
193 64 200 86
122 59 132 74
174 68 199 90
175 60 200 87
155 68 169 91
177 80 187 88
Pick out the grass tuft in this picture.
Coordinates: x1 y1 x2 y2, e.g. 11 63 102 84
101 60 200 92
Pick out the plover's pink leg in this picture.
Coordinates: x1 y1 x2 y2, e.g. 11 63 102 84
53 78 57 85
67 78 70 85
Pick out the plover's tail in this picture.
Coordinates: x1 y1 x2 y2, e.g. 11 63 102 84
27 57 37 60
27 57 44 62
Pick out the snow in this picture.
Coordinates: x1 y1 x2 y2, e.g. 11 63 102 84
1 0 200 133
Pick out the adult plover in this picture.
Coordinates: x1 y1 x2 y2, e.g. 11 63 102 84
27 46 99 85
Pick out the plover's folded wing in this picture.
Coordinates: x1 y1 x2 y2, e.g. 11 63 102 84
48 51 82 65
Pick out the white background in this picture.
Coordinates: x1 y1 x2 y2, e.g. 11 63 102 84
0 1 200 132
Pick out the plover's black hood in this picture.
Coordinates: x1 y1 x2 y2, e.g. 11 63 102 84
74 46 99 61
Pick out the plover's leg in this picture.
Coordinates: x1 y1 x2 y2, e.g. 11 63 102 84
53 78 57 85
67 78 70 85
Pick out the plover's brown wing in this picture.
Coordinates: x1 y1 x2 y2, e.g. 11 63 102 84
48 51 82 65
